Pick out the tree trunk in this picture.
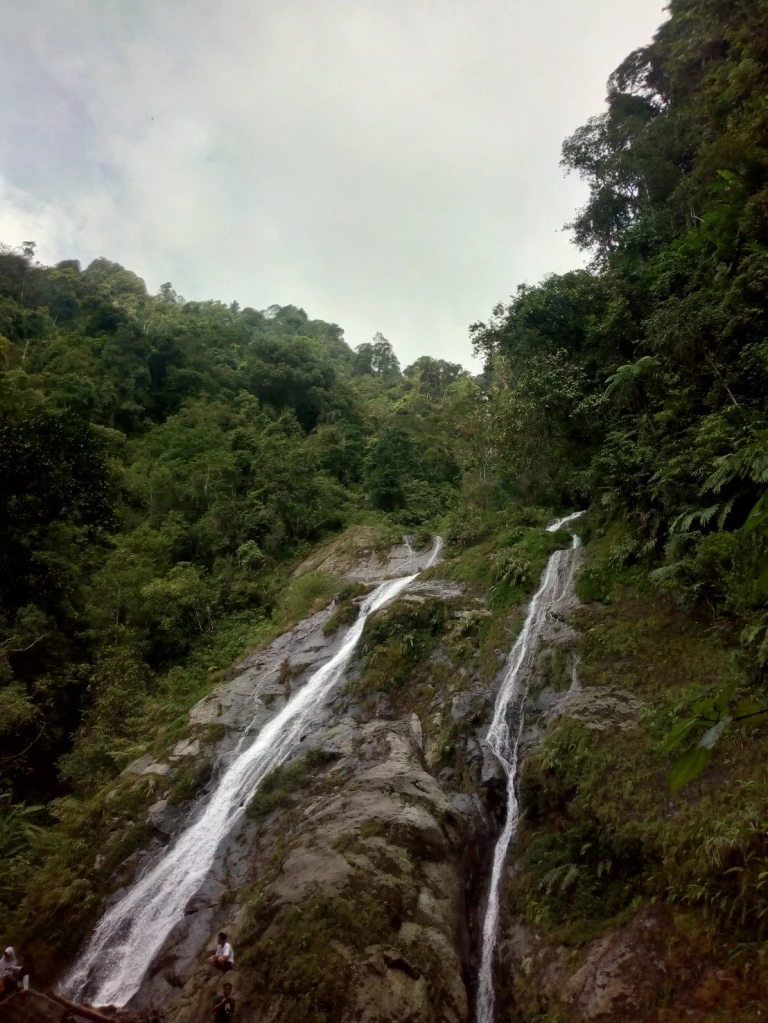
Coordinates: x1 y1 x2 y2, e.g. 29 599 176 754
46 989 128 1023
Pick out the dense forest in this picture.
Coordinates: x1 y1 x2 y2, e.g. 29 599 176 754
2 0 768 1010
470 0 768 659
0 257 474 805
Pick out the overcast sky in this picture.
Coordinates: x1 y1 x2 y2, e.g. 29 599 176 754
0 0 667 369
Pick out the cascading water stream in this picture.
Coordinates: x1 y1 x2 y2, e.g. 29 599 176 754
475 512 584 1023
63 540 440 1008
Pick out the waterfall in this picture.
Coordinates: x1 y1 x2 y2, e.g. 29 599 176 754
63 544 439 1008
475 512 583 1023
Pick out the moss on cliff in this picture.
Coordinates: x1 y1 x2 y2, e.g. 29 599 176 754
508 534 768 973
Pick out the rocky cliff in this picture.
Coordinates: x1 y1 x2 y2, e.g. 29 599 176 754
45 523 768 1023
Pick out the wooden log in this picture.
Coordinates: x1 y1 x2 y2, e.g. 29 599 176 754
45 989 128 1023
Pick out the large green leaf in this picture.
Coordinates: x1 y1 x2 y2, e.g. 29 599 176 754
714 682 736 717
669 746 713 794
744 492 768 535
733 701 768 726
692 697 718 721
663 717 700 752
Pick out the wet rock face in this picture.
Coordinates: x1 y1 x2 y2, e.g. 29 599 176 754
158 717 486 1023
64 524 744 1023
91 534 494 1022
292 525 440 583
499 906 674 1021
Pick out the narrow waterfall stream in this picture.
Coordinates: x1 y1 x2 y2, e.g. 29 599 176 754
475 512 584 1023
63 540 440 1008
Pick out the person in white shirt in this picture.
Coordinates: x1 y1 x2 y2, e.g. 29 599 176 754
208 932 235 973
0 947 19 995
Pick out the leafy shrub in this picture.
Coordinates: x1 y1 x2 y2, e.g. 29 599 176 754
444 509 487 551
335 581 369 603
356 597 448 693
576 531 639 604
323 601 360 636
412 529 434 550
276 571 340 626
491 546 533 587
168 759 212 805
246 748 333 820
0 793 45 906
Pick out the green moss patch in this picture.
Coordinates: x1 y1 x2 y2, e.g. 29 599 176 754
354 596 450 695
246 748 336 820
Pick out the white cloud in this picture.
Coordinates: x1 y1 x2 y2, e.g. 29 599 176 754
0 0 667 368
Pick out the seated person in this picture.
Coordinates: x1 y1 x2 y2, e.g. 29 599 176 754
208 932 234 972
210 982 235 1022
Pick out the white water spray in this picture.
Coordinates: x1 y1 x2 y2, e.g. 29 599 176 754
63 552 436 1008
475 512 583 1023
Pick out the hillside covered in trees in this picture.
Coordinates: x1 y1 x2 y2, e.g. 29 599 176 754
3 0 768 1018
0 254 474 806
471 0 768 642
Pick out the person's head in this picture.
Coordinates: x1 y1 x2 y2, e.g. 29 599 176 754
223 983 232 995
218 932 227 943
3 947 13 960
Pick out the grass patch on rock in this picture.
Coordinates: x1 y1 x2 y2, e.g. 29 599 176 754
246 748 335 820
167 758 212 805
353 596 451 695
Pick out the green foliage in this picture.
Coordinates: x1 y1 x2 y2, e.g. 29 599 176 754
353 332 401 379
363 425 459 519
322 600 360 636
0 238 478 963
0 794 45 900
744 489 768 599
491 546 533 587
575 526 643 604
443 508 487 551
334 580 369 603
9 0 768 983
167 759 212 806
665 684 768 793
321 579 372 637
490 525 569 610
355 597 449 694
404 355 465 398
57 647 151 788
276 572 341 629
509 570 768 948
470 0 768 678
246 748 332 820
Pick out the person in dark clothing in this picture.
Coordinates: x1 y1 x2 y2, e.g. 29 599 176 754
17 952 33 993
211 982 235 1023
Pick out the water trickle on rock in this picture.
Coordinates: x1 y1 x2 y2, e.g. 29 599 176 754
475 512 584 1023
63 539 441 1008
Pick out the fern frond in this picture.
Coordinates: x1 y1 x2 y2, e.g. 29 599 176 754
650 562 686 582
717 497 736 529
